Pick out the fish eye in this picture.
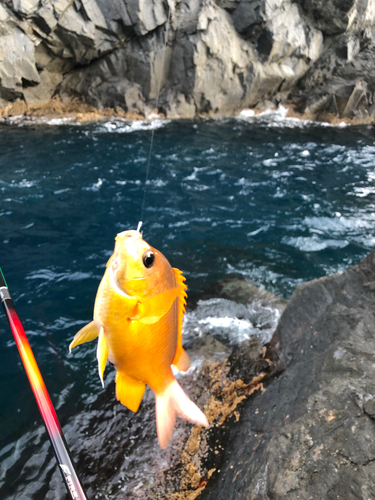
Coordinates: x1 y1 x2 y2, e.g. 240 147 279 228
142 250 155 269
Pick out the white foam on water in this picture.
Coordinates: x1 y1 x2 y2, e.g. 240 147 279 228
83 178 104 191
283 234 349 252
115 179 142 185
247 225 270 237
95 118 170 134
304 214 375 233
236 105 350 128
146 178 167 187
44 117 76 126
168 220 189 228
0 179 38 189
0 115 77 126
54 188 71 194
353 186 375 197
267 210 375 251
183 297 283 348
183 167 200 181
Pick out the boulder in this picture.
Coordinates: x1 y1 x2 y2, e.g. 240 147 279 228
199 250 375 499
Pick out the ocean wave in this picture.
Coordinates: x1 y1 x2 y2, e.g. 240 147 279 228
304 215 375 233
183 297 282 347
0 115 77 127
283 234 349 252
49 317 88 331
83 178 104 191
236 105 349 129
26 269 94 285
94 117 170 134
0 179 38 189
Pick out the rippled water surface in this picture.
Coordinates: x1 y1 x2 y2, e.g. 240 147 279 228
1 112 375 498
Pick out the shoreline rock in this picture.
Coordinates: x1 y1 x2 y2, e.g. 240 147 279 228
198 250 375 499
0 96 372 127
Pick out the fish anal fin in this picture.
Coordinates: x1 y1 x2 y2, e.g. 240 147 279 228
172 348 191 373
97 327 108 388
69 321 99 352
115 372 145 412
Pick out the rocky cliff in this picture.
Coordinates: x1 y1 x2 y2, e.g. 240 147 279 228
1 0 375 121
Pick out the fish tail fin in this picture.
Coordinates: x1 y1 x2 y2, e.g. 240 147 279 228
69 321 99 352
155 380 208 449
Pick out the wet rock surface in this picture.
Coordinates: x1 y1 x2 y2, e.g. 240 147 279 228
5 275 281 500
199 250 375 499
2 0 375 121
6 251 375 499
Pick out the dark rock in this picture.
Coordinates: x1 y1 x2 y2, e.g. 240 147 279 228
341 79 368 117
295 0 367 36
199 250 375 500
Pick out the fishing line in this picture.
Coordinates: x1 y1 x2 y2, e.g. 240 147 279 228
138 3 171 230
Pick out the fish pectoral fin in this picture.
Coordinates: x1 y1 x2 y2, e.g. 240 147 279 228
69 321 99 352
97 327 109 388
172 348 191 373
131 288 179 324
115 372 145 412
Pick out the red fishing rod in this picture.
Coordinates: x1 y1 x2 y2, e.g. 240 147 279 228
0 267 88 500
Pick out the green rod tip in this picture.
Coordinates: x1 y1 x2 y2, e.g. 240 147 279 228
0 268 8 288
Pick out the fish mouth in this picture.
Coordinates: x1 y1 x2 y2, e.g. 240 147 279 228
116 229 142 241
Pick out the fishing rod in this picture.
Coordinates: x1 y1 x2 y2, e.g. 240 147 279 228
0 267 88 500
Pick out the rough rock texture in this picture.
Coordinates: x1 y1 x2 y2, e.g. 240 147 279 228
199 250 375 499
2 0 375 120
67 253 375 499
5 251 375 499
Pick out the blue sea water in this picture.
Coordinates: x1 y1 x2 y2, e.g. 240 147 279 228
1 110 375 498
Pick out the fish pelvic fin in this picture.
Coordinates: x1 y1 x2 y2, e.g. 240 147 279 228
172 348 191 373
97 327 108 388
171 268 187 369
69 321 99 352
155 379 208 449
115 372 145 412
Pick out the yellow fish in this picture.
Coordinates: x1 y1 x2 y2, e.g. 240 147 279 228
69 230 208 448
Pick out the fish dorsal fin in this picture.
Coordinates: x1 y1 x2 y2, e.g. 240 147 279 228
171 268 188 371
115 372 145 412
97 327 108 388
69 321 99 352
